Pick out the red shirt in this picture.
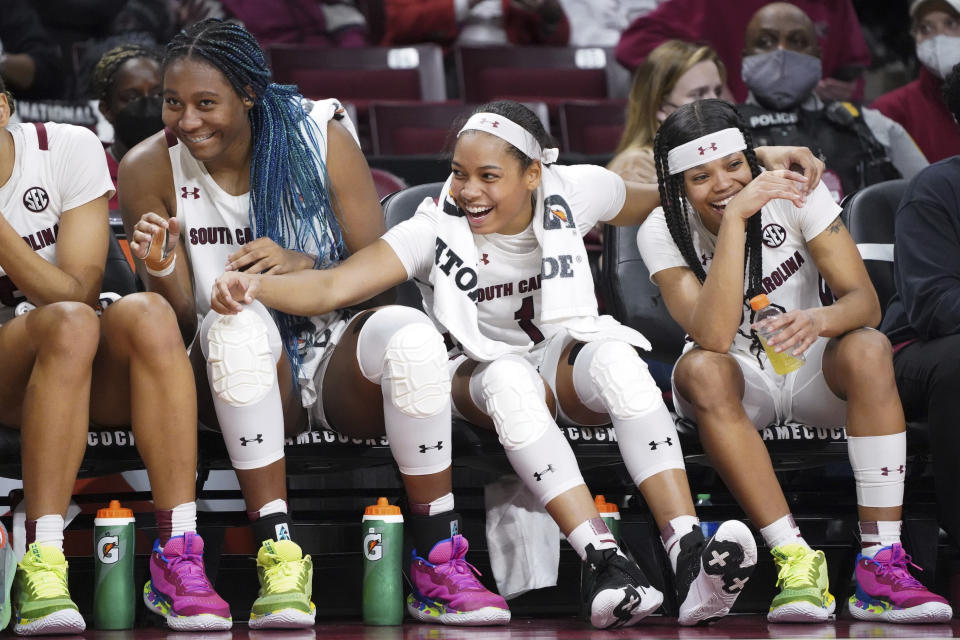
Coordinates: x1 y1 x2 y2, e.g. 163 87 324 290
871 66 960 164
614 0 870 102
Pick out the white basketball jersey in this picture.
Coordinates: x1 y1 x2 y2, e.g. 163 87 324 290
638 180 841 353
0 122 114 315
168 98 352 317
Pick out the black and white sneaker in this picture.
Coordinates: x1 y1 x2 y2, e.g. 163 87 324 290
581 544 663 629
676 520 757 625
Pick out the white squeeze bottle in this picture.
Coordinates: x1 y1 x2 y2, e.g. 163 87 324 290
750 294 805 375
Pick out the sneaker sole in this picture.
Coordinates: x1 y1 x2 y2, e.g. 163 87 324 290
591 583 664 629
679 520 758 626
207 310 276 407
12 607 85 636
848 596 953 623
768 594 836 623
144 580 232 631
249 604 317 629
406 596 511 626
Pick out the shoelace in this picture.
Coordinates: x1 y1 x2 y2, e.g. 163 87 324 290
776 549 822 589
167 552 214 594
23 561 69 600
868 547 925 590
434 557 484 591
262 556 307 593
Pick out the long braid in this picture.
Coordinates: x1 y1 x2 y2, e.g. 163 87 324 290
92 44 163 102
653 126 707 282
165 19 345 376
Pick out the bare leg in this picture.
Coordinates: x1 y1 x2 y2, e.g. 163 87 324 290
0 303 100 519
674 349 790 528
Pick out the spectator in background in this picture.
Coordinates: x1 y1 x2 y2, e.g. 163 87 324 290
381 0 569 47
557 0 660 47
737 3 927 203
871 0 960 163
880 63 960 577
615 0 870 103
0 0 65 100
609 40 725 184
92 44 164 217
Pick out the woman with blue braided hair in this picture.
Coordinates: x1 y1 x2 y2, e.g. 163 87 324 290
119 17 511 628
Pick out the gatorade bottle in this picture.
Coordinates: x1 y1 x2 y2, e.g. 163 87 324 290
93 500 136 629
362 497 403 625
594 495 621 544
750 294 806 375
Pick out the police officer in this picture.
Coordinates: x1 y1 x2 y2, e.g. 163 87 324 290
737 2 928 201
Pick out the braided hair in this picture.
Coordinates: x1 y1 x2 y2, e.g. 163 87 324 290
91 44 163 103
0 75 13 117
652 99 767 360
164 18 345 376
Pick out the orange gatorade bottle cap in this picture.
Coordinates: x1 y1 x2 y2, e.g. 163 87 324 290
97 500 133 519
749 293 770 311
364 497 402 516
594 495 619 514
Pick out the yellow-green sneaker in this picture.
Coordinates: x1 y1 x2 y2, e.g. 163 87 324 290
12 543 85 635
767 543 835 623
249 539 316 629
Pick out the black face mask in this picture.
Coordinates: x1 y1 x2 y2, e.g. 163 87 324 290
113 95 163 149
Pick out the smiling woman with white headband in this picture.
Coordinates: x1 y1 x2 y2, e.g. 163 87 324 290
210 99 829 629
639 98 953 624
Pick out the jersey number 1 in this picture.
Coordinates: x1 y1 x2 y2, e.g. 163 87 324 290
514 296 544 344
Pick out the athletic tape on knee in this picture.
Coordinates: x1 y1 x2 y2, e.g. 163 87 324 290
381 322 453 476
201 306 286 470
473 355 552 451
847 432 906 508
573 341 683 484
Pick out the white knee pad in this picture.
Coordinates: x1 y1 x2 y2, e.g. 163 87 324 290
471 355 552 451
202 304 282 407
357 305 440 383
383 322 451 419
574 340 662 420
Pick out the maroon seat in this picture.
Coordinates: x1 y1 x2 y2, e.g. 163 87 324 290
559 100 627 154
370 168 407 199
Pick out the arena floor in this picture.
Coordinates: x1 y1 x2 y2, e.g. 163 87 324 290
22 618 960 639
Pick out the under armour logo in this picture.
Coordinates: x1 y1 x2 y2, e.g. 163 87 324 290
533 464 555 481
649 437 673 450
701 252 713 266
881 465 905 476
480 253 490 265
612 585 642 626
708 550 730 567
181 186 200 199
418 441 443 453
240 434 263 446
727 576 749 592
479 117 500 128
698 142 718 155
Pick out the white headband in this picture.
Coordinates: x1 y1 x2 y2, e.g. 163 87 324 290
667 128 747 175
458 112 560 165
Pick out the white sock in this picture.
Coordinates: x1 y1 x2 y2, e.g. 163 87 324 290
567 517 619 561
255 498 288 518
33 514 65 551
661 514 701 573
170 501 197 539
760 514 808 550
411 492 454 516
859 520 902 557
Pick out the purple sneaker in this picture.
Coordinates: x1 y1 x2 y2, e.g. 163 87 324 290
849 543 953 623
144 532 232 631
407 535 510 626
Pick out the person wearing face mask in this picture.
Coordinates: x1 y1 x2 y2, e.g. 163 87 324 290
737 3 928 203
871 0 960 163
609 40 726 185
91 44 164 217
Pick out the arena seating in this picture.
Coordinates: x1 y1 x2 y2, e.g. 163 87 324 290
558 100 627 155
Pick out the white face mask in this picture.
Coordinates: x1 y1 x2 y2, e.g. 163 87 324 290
916 34 960 79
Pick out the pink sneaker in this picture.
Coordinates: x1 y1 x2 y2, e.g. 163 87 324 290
144 532 232 631
849 543 953 623
407 535 510 626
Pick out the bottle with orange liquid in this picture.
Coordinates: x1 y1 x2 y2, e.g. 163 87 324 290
750 294 806 375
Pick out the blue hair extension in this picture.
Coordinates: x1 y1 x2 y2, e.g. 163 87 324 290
165 19 345 378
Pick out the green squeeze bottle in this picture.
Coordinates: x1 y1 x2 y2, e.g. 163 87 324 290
93 500 136 629
362 497 404 625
